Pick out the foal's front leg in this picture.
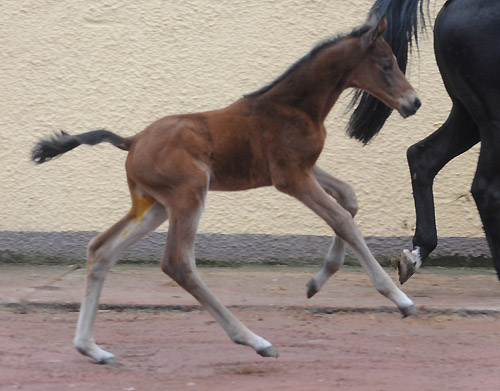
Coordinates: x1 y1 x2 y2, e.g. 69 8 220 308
306 166 358 298
277 172 417 316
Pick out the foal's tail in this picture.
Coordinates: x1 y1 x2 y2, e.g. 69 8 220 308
31 129 132 164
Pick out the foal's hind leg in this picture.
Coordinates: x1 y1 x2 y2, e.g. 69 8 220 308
307 165 358 298
159 178 278 357
275 172 416 316
74 198 167 364
398 102 479 283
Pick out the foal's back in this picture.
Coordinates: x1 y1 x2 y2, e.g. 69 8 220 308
127 97 324 192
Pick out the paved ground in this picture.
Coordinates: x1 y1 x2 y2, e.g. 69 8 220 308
1 264 500 390
2 263 500 312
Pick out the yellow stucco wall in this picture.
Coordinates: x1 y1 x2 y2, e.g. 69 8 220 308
1 0 482 238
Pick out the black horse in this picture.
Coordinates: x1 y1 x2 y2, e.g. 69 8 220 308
348 0 500 284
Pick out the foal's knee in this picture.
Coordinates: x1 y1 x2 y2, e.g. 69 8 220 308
339 183 358 217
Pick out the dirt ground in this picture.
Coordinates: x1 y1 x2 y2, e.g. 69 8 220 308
1 264 500 391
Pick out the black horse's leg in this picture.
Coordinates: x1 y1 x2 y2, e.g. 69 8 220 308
397 102 479 284
471 123 500 280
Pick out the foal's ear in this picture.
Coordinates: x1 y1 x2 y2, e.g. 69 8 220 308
361 9 387 48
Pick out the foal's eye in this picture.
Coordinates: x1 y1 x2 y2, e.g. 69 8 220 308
381 62 393 72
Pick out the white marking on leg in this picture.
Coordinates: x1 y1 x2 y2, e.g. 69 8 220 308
283 174 415 313
403 247 423 270
74 278 116 363
74 203 167 363
351 242 414 310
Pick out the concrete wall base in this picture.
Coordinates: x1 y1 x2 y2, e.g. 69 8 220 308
0 231 491 267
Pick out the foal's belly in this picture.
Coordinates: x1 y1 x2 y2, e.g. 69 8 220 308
208 146 273 192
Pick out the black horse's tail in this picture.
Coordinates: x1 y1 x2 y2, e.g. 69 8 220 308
347 0 430 144
31 129 132 164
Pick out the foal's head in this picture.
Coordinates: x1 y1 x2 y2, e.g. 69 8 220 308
349 11 421 118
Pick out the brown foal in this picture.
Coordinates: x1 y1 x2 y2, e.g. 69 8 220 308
32 11 421 364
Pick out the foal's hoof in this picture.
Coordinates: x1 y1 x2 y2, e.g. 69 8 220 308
394 250 417 285
306 279 319 299
98 356 120 366
96 356 121 367
257 345 280 358
399 304 418 318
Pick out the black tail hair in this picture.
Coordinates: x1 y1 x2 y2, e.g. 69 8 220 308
31 129 130 164
347 0 429 144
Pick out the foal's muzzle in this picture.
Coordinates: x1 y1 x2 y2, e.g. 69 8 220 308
398 93 421 118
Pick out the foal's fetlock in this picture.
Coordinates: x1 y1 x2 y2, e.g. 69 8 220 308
232 332 278 358
74 338 117 365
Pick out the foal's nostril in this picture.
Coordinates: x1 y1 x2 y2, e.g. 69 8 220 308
414 97 422 110
399 95 421 118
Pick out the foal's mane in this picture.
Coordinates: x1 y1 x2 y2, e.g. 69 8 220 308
244 25 371 99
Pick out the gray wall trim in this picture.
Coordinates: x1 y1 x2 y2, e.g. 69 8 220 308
0 231 491 263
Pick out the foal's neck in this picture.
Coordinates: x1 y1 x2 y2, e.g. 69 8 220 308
264 37 359 123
